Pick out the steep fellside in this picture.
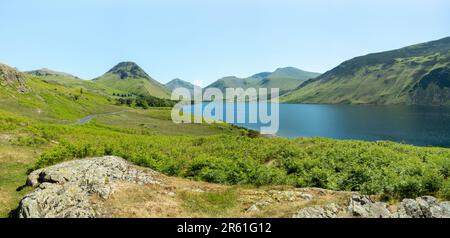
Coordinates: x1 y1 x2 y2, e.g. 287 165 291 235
93 62 170 99
282 37 450 106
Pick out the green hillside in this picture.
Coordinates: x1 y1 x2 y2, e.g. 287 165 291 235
26 68 114 96
206 67 320 95
281 37 450 106
92 62 170 99
1 64 119 121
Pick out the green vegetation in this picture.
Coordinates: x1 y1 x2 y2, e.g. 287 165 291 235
115 94 177 108
0 142 36 217
26 68 117 96
0 74 120 121
2 107 446 202
0 107 246 217
281 37 450 106
31 131 449 201
93 62 170 99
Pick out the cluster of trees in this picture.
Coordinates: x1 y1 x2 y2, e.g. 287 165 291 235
70 88 84 101
112 93 133 97
114 93 176 108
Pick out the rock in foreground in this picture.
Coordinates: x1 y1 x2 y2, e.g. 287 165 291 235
293 194 450 218
18 156 161 218
17 156 450 218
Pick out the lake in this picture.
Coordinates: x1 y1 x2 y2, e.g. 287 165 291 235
183 102 450 147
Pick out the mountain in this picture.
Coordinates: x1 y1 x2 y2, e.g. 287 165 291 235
26 68 80 79
92 62 170 99
281 37 450 106
165 78 200 96
260 67 322 92
205 67 320 96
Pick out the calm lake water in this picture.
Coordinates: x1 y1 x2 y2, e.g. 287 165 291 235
184 102 450 147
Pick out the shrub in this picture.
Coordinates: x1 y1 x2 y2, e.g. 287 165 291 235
439 180 450 200
13 136 47 147
27 122 450 200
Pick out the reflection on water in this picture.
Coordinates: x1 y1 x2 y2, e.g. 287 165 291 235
184 102 450 147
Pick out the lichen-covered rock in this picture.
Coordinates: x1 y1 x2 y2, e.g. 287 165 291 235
393 196 450 218
347 194 450 218
293 203 342 218
18 156 161 218
348 194 391 218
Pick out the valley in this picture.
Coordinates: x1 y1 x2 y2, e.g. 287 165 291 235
1 36 450 218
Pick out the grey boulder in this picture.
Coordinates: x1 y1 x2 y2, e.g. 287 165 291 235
18 156 161 218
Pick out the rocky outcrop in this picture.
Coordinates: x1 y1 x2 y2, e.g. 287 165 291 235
348 194 450 218
293 203 342 218
18 156 161 218
293 194 450 218
347 194 391 218
0 63 27 92
393 196 450 218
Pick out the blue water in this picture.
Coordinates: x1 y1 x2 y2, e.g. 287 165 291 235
183 102 450 147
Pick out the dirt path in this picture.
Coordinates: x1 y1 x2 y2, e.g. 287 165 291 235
77 110 127 125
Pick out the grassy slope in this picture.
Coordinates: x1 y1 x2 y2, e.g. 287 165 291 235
31 74 118 96
282 37 450 105
93 73 170 99
0 75 122 122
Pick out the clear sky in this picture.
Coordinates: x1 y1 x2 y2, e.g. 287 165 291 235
0 0 449 86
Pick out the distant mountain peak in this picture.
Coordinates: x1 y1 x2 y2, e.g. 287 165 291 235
205 67 320 94
107 61 150 80
26 68 80 79
165 78 197 91
92 62 170 98
272 67 320 76
168 78 184 83
250 72 272 79
275 66 298 71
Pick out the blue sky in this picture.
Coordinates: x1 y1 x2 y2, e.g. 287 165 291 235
0 0 449 86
